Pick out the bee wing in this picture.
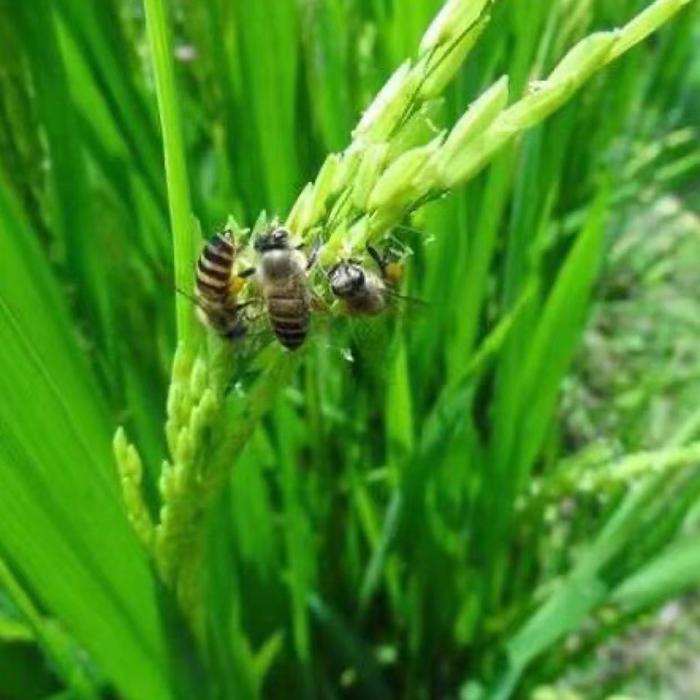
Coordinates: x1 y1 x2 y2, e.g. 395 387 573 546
381 287 430 309
176 287 209 313
337 314 393 366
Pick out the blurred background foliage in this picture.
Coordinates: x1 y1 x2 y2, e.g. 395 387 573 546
0 0 699 698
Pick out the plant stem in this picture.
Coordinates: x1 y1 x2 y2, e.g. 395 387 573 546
0 558 100 698
143 0 196 347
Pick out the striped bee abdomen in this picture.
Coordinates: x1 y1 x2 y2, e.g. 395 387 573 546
197 297 246 338
254 226 313 351
196 232 234 302
194 230 248 341
267 292 309 350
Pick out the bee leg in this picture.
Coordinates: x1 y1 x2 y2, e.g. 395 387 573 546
226 318 248 341
236 300 262 322
237 267 256 278
175 286 199 306
305 237 322 271
366 243 387 272
176 286 209 314
237 300 268 324
309 292 329 312
243 311 267 323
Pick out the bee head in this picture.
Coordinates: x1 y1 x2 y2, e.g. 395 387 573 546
209 228 235 251
255 227 291 252
329 261 365 298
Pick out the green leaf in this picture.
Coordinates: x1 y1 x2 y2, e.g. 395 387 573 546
612 536 700 610
143 0 197 347
516 182 610 482
0 178 170 700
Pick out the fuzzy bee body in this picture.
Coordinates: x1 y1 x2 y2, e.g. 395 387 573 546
195 231 247 340
328 262 388 315
254 227 311 351
328 244 404 315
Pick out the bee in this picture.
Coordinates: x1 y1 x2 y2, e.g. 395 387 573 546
254 226 316 351
328 244 405 315
373 246 405 287
194 229 253 340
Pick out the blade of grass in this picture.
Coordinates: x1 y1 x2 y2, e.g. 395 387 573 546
13 1 111 357
143 0 197 347
487 442 693 699
486 481 653 700
359 296 527 609
275 399 315 667
231 0 300 213
611 535 700 611
0 558 99 698
56 0 166 212
0 175 170 700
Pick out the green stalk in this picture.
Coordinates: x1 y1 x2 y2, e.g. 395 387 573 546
0 558 99 699
143 0 196 347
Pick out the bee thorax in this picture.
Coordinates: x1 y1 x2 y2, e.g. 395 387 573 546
260 248 306 280
329 262 387 315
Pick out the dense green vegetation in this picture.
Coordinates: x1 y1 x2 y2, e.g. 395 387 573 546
0 0 699 698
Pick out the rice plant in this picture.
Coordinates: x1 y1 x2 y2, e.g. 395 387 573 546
0 0 699 698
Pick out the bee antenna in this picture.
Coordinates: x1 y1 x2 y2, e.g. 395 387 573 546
175 286 204 310
366 243 385 271
392 224 424 236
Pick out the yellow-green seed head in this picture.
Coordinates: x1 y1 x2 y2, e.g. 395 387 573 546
113 429 155 552
498 33 616 133
320 221 350 266
387 99 444 161
175 427 194 469
285 183 313 235
189 354 209 399
346 216 371 250
352 143 390 210
439 124 512 189
368 134 444 211
309 153 341 223
353 61 419 144
440 76 509 162
333 148 363 194
418 14 489 99
420 0 491 52
608 0 694 64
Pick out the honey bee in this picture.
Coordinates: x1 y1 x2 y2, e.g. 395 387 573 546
328 244 406 315
253 226 316 351
194 229 253 340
